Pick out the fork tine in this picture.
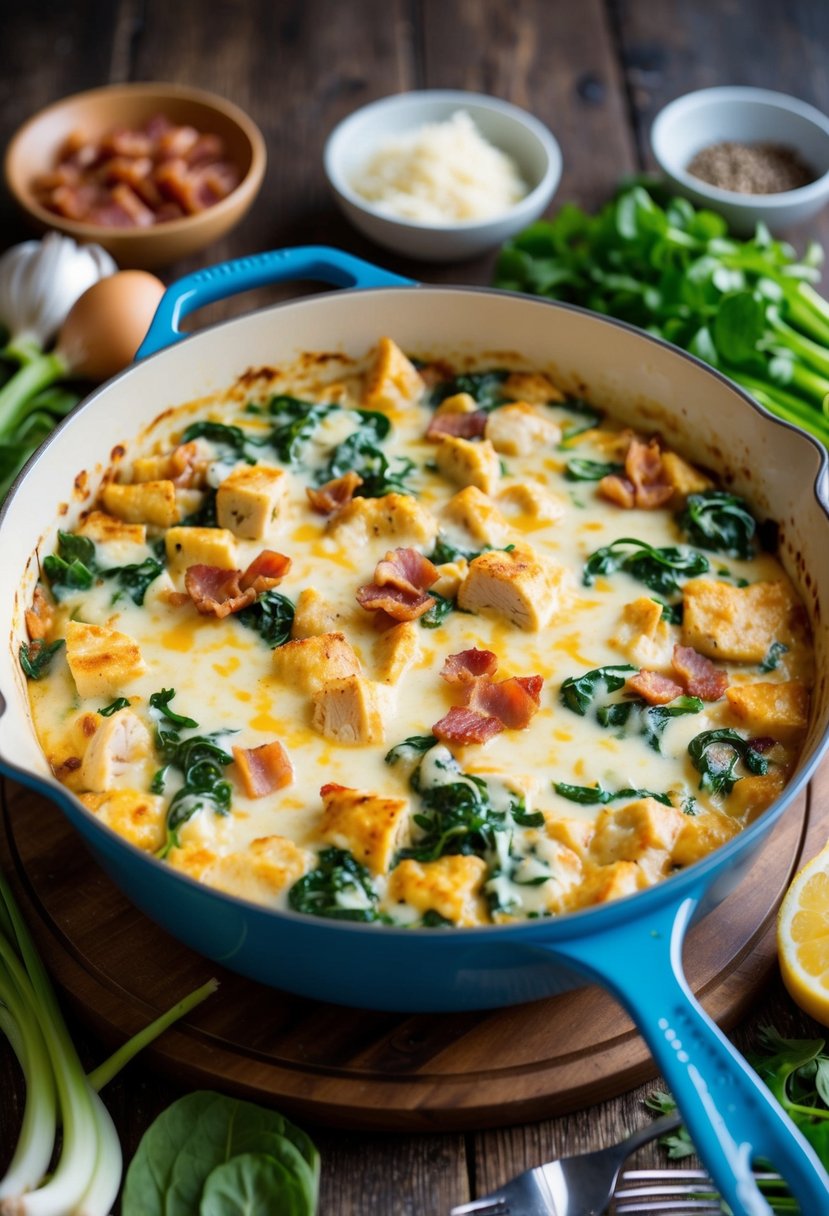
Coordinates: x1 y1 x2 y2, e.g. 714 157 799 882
448 1200 510 1216
612 1202 723 1214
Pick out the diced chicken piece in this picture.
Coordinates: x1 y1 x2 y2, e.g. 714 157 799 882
232 740 294 798
78 788 166 853
130 441 206 487
200 835 309 904
167 845 218 881
442 486 509 546
725 771 787 820
590 798 687 884
327 493 438 548
102 479 178 528
501 371 565 404
64 621 145 699
311 676 386 745
546 816 594 859
216 464 288 540
291 588 354 639
387 856 488 926
485 403 561 455
431 558 468 600
611 596 673 668
319 785 410 874
362 337 424 413
671 810 741 867
373 620 420 685
164 525 237 575
660 451 714 502
79 709 152 793
434 436 501 495
77 511 146 546
457 542 570 631
682 579 796 663
571 860 646 907
498 482 565 523
725 680 810 742
433 391 478 417
272 632 362 695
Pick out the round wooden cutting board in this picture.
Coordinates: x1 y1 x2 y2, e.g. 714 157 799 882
1 772 825 1132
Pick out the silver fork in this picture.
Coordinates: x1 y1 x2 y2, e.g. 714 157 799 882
448 1112 683 1216
613 1167 785 1214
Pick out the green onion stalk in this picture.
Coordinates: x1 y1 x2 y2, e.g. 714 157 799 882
0 867 217 1215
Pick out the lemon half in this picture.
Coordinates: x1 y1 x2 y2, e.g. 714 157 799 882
778 844 829 1026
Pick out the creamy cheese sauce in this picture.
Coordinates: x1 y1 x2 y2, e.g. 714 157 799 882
25 344 813 928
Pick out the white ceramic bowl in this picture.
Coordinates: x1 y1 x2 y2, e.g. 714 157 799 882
650 87 829 235
323 90 561 261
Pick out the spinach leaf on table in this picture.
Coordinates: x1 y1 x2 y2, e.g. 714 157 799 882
199 1152 310 1216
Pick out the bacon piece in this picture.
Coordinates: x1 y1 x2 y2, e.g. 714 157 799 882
110 182 156 227
167 441 206 488
306 471 364 515
599 438 673 510
320 782 350 797
26 586 54 642
357 547 439 622
426 411 487 440
240 549 292 593
432 705 504 745
598 473 636 508
672 644 729 701
626 670 685 705
233 740 294 798
184 564 256 618
374 547 438 596
468 675 544 729
441 648 499 686
356 583 435 621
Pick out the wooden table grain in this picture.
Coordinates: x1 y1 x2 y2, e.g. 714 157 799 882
2 3 829 1212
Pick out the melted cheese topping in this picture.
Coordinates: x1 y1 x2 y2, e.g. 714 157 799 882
26 342 814 929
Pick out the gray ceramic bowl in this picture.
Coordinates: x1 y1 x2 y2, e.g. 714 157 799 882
650 86 829 234
324 90 562 261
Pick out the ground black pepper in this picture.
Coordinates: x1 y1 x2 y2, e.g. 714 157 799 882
686 141 816 194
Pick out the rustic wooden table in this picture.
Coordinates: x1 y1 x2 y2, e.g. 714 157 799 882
2 2 829 1213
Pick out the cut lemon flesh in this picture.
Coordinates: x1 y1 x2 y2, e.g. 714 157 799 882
778 844 829 1026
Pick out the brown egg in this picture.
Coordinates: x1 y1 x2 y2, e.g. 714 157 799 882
57 270 166 382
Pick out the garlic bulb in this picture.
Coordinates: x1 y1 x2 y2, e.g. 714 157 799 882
0 232 116 353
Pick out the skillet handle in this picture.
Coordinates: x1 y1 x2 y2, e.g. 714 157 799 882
547 895 829 1216
136 246 416 358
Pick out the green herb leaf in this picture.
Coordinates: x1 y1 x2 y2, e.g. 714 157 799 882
554 781 672 807
42 531 97 599
103 556 163 606
19 638 64 680
761 640 789 672
419 591 454 629
678 490 757 559
98 696 131 717
182 420 261 464
149 688 198 729
640 696 704 751
565 457 624 481
385 735 438 765
288 847 379 922
559 664 636 716
583 536 710 597
237 591 295 649
688 728 770 796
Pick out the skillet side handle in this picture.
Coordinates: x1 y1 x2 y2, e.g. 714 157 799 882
135 246 416 358
547 895 829 1216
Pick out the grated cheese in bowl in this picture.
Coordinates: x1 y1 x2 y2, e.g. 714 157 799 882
350 110 528 225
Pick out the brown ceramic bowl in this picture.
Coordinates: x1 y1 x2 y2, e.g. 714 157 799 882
4 82 266 269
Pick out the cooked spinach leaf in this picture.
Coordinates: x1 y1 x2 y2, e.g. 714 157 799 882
678 490 757 559
181 420 261 464
553 781 673 807
98 696 131 717
320 428 416 497
511 804 545 827
429 536 484 564
421 910 454 928
288 847 379 922
565 457 624 481
688 727 769 796
559 664 636 716
640 696 704 751
149 687 198 729
419 591 454 629
557 400 604 448
19 638 64 680
180 486 218 527
42 530 97 599
429 370 510 411
385 735 439 765
402 750 506 862
595 701 637 729
236 590 295 649
583 536 710 596
655 598 684 625
104 556 163 606
761 640 789 672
